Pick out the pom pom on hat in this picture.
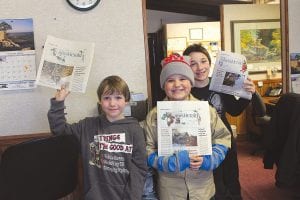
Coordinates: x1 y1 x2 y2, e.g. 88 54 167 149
160 54 195 89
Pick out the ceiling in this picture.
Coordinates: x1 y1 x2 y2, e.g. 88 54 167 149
146 0 254 20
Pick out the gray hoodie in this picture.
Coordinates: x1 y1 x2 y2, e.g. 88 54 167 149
48 98 147 200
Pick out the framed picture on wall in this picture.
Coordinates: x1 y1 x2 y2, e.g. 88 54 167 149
290 53 300 74
231 19 281 73
189 28 203 40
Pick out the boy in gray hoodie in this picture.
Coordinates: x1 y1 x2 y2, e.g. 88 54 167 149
48 75 147 200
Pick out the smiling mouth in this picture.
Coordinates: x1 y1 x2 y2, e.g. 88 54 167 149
171 89 185 93
197 69 207 73
196 70 207 76
108 108 119 111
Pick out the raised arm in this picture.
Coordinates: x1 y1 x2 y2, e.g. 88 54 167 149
47 85 85 139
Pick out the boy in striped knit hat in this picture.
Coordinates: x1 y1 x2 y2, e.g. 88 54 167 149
144 54 231 200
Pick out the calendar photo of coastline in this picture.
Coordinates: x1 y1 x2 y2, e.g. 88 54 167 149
0 18 35 51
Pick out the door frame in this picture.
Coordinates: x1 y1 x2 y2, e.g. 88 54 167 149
280 0 289 93
141 0 153 107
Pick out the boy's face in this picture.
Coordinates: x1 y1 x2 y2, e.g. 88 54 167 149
164 74 191 101
99 92 127 122
189 52 211 82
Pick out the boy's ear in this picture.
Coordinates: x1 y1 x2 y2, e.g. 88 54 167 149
97 101 102 115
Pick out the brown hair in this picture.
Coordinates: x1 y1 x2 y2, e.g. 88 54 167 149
97 75 130 102
183 43 211 65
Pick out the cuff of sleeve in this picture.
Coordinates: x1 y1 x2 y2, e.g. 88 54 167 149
50 98 65 107
147 152 157 167
177 150 190 172
168 155 176 172
200 155 210 171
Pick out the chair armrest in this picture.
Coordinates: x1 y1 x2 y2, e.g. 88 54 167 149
252 92 267 117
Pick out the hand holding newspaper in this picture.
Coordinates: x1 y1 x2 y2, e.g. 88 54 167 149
157 101 212 157
35 35 95 93
209 51 252 100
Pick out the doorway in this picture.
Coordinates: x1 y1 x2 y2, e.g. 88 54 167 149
142 0 283 107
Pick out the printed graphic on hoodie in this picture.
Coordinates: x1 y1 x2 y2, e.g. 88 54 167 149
89 133 132 174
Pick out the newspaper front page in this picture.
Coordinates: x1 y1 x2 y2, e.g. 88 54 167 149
209 51 252 100
35 35 95 93
157 101 212 157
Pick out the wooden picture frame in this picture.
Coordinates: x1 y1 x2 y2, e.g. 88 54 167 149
231 19 281 73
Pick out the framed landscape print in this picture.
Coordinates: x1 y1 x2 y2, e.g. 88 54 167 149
231 19 281 73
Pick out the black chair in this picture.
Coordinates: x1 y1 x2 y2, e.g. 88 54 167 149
0 134 79 200
247 92 271 154
130 99 149 122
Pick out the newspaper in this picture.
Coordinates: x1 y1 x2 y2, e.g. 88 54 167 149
157 101 212 157
35 35 95 93
209 51 252 100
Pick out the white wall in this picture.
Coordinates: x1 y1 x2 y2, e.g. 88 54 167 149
286 0 300 92
165 22 220 42
0 0 147 136
147 10 207 33
288 0 300 53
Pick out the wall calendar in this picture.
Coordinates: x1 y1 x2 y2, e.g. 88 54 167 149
0 18 36 90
